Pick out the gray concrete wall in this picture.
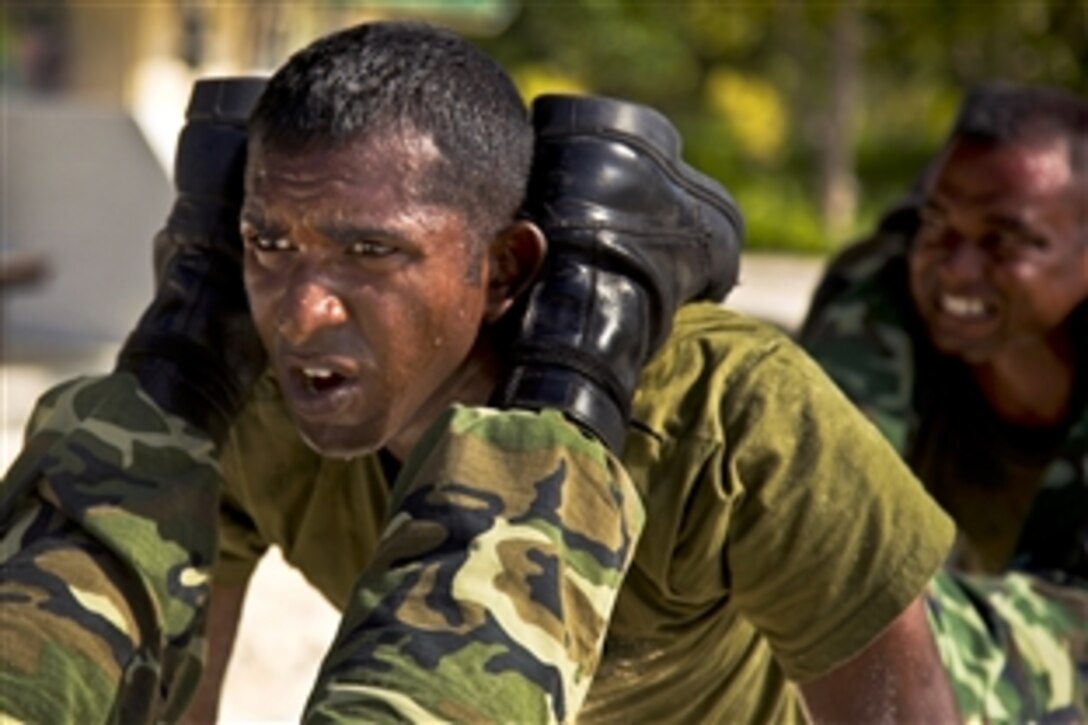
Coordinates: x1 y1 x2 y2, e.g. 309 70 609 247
2 96 172 346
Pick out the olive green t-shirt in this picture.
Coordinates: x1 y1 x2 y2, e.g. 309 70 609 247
215 303 955 723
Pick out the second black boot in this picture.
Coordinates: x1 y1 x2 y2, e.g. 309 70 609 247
493 94 745 451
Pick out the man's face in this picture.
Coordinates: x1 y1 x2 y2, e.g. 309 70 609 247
908 135 1088 363
242 131 496 458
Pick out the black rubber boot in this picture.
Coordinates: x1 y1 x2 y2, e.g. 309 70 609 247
492 94 745 451
117 76 269 447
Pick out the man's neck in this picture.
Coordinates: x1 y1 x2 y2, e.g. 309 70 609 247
385 334 502 462
969 331 1077 428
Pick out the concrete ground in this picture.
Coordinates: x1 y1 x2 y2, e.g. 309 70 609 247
1 251 824 722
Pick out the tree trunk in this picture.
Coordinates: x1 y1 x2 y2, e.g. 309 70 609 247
819 1 860 242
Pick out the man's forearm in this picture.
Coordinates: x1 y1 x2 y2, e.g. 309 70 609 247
305 406 645 724
0 374 221 723
181 581 249 724
798 597 961 724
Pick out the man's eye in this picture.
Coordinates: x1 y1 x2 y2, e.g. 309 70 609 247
915 222 948 249
251 236 294 252
993 233 1045 260
917 210 945 235
347 240 395 257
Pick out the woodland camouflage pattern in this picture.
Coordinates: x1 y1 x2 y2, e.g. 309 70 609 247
304 405 644 723
0 374 218 723
927 570 1087 722
0 376 642 723
798 223 920 452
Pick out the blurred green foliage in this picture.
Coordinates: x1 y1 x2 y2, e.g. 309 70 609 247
476 0 1087 255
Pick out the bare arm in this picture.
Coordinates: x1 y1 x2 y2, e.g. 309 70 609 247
798 596 960 724
183 581 249 724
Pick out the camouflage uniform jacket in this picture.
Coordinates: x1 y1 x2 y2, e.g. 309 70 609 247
799 210 1088 584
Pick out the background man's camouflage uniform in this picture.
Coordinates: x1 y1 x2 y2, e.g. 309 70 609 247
928 570 1087 721
801 211 1088 721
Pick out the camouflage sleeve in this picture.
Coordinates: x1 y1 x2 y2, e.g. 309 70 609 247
926 569 1087 722
0 374 220 724
304 406 645 724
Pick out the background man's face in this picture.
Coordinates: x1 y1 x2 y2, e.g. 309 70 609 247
908 135 1088 364
241 131 492 458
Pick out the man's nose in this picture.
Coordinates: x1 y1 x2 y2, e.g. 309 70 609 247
278 281 349 345
939 240 989 284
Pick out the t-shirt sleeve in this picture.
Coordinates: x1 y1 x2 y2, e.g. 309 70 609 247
213 477 268 585
723 339 954 682
211 403 272 586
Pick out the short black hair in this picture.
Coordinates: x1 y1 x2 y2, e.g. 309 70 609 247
952 82 1088 177
951 82 1088 241
249 21 533 270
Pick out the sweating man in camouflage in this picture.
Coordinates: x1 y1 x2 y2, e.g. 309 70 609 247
802 82 1088 718
0 21 966 723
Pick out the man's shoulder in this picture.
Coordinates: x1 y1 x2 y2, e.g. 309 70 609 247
653 302 797 381
799 208 919 345
671 301 789 347
630 303 814 437
798 225 920 383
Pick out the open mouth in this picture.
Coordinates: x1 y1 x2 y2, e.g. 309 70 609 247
278 357 362 417
298 366 349 394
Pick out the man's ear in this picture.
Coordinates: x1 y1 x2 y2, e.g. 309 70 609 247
484 220 547 323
